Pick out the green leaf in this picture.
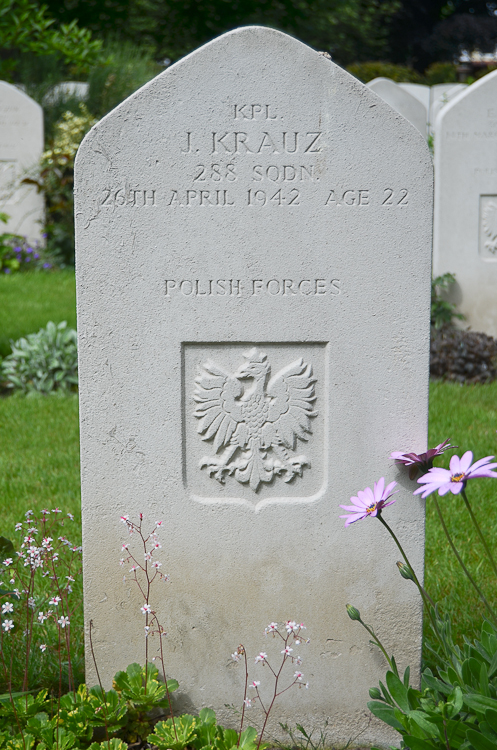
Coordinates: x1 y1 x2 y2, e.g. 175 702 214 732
402 735 438 750
464 693 497 715
367 701 405 731
480 662 490 697
199 708 216 725
484 708 497 733
0 537 14 559
386 670 410 712
238 726 258 749
466 727 497 750
407 710 441 739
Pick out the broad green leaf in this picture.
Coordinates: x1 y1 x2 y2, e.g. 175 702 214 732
386 670 410 712
199 708 216 725
466 727 497 750
367 701 405 731
464 693 497 715
484 708 497 733
402 735 437 750
407 710 441 739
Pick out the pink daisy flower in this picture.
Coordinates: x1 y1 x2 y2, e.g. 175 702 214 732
391 439 455 478
340 478 398 527
414 452 497 498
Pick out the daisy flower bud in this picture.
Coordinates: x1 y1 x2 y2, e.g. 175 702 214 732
346 604 361 621
397 561 415 581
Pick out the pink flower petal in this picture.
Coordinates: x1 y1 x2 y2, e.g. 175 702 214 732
417 468 450 484
460 451 474 473
449 453 463 473
448 482 464 494
384 480 398 498
374 477 385 499
467 456 496 474
340 504 366 512
470 467 497 479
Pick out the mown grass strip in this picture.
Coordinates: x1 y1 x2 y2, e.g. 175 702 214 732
0 269 76 358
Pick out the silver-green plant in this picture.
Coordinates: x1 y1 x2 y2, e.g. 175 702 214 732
0 321 78 394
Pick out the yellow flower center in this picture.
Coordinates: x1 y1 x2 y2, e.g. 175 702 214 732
366 503 377 514
451 472 465 483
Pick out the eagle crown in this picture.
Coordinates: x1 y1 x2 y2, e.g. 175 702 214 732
235 348 270 384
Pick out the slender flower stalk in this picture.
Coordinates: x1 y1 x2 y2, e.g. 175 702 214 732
232 622 309 750
431 495 497 624
346 604 395 671
376 514 440 636
119 514 177 739
460 489 497 579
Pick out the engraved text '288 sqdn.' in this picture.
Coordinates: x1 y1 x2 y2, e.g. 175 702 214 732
193 348 317 492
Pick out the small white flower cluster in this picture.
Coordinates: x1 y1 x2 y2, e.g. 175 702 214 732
0 510 80 642
231 619 310 707
119 515 170 643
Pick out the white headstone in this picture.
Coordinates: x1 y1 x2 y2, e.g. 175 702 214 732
367 77 428 135
429 83 467 134
434 71 497 336
43 81 89 106
0 81 43 242
75 27 433 747
399 82 431 113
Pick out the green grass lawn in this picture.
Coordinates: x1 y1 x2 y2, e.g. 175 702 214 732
0 270 497 686
0 269 76 358
425 380 497 649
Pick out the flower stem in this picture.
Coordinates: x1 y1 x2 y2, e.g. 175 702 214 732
461 489 497 578
355 618 396 672
376 513 439 635
432 495 497 624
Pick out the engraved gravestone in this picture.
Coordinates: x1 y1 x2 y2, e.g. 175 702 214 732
434 71 497 336
0 81 43 241
367 77 428 135
75 27 432 747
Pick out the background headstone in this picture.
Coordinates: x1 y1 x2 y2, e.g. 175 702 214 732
434 71 497 336
429 83 467 135
399 82 431 118
0 81 43 242
75 27 432 747
43 81 89 106
367 77 428 135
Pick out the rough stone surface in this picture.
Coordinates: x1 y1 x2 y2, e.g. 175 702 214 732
0 81 43 241
434 71 497 336
75 27 433 748
367 77 428 135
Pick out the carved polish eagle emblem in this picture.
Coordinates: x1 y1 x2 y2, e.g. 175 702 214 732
193 348 317 492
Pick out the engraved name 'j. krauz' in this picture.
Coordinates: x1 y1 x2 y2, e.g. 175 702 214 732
193 348 317 491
